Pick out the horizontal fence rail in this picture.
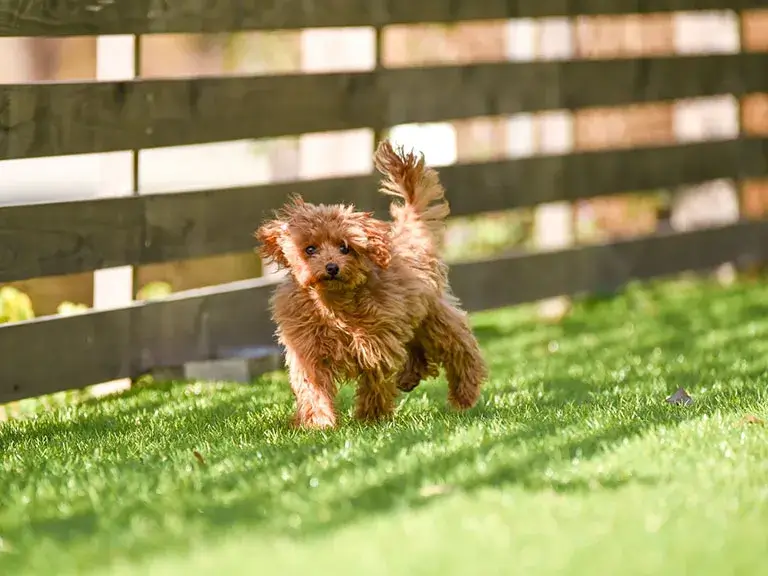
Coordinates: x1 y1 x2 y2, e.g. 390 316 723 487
0 0 765 37
1 219 766 404
0 137 766 284
0 276 276 403
3 54 768 160
451 220 768 312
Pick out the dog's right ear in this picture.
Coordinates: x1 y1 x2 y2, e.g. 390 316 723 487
254 219 290 268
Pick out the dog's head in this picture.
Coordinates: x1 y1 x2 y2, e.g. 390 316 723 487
255 195 391 291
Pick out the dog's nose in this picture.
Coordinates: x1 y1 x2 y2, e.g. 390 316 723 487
325 263 339 277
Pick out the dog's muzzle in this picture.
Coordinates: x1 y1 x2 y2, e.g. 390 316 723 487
325 263 339 278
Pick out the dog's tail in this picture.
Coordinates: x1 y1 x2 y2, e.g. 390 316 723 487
373 139 450 249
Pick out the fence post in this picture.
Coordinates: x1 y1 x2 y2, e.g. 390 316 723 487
738 10 768 274
506 18 575 321
297 27 375 182
671 12 741 284
373 27 386 150
90 34 140 396
537 18 576 320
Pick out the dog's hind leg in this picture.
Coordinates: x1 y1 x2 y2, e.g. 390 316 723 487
397 340 439 392
422 299 488 410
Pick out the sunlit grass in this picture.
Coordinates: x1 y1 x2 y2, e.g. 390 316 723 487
1 277 767 575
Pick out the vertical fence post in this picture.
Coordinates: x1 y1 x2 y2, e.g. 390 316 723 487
506 18 575 321
737 10 768 274
373 26 386 151
535 18 576 320
671 12 741 284
298 27 376 183
91 34 140 395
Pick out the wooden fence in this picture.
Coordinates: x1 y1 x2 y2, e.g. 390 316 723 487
1 0 767 403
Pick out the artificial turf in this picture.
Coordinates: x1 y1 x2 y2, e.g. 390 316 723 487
1 277 768 576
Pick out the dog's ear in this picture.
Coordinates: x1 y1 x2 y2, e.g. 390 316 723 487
358 213 391 270
254 219 289 268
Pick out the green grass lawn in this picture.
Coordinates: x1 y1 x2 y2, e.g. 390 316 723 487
2 277 768 576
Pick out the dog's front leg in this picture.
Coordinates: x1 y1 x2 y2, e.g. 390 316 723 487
284 344 337 429
355 367 398 423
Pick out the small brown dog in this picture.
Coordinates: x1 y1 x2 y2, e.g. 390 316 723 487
256 140 488 428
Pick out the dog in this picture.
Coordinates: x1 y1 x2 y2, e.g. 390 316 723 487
255 140 488 428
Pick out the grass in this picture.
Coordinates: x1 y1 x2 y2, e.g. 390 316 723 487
2 277 768 575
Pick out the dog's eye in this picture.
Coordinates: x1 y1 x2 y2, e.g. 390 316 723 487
304 245 317 256
339 243 350 255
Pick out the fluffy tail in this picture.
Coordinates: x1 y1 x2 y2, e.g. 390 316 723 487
373 139 450 248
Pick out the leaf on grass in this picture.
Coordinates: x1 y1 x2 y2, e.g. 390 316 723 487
419 484 454 499
193 450 206 466
665 387 693 406
738 414 765 426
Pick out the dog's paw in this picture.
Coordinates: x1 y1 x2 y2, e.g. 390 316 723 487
448 388 481 411
397 378 422 392
292 412 336 430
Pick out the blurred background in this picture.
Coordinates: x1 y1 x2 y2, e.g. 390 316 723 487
0 10 766 317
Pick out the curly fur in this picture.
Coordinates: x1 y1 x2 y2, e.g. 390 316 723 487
255 139 488 429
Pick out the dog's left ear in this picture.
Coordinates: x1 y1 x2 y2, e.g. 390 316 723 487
254 219 289 268
359 214 391 270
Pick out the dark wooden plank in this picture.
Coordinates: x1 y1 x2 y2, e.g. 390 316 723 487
0 175 378 283
0 307 133 404
133 278 276 371
0 276 276 404
2 219 767 403
141 177 381 265
440 138 768 216
0 196 144 282
3 53 768 160
1 0 765 37
1 138 766 283
144 139 768 268
450 219 768 312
